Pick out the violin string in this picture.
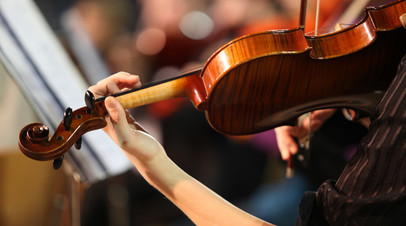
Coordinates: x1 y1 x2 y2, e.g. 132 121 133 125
315 0 321 35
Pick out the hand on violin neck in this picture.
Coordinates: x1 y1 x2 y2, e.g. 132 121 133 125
87 71 142 142
88 71 141 99
88 71 165 164
104 96 164 164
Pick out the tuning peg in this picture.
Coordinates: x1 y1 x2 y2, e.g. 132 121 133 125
53 155 64 170
85 90 95 114
75 137 82 150
63 107 73 131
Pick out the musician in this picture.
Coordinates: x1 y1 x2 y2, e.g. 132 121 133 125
86 51 406 225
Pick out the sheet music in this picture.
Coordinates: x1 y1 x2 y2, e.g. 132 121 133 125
0 0 132 183
60 7 110 85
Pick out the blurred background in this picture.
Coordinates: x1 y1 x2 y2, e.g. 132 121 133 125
0 0 370 225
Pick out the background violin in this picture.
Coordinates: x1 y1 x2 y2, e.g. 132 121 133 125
19 0 406 164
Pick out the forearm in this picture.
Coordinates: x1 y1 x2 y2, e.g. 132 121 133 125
90 74 273 225
124 151 274 226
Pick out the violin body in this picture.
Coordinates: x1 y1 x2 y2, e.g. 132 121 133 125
202 0 406 134
19 0 406 161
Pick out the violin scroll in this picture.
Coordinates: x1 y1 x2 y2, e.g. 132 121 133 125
26 123 49 143
18 91 108 164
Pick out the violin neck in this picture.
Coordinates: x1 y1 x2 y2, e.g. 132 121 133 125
107 68 204 110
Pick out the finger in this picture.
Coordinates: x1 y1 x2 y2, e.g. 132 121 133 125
285 126 306 139
275 126 299 160
105 96 134 148
309 109 335 132
101 72 141 90
295 109 336 137
91 82 121 99
89 72 141 98
106 82 121 95
102 115 118 143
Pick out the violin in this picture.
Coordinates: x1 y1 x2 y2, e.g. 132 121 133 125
19 0 406 166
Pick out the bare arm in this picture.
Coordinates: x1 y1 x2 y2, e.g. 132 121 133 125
89 72 274 226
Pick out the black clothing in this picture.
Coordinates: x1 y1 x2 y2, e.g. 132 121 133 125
298 55 406 225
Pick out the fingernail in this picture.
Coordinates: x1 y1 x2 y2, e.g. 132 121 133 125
105 97 116 109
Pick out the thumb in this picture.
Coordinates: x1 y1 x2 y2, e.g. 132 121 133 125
105 96 133 145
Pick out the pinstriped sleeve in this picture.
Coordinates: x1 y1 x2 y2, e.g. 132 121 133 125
298 55 406 225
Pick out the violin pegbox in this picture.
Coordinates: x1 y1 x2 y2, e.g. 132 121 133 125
52 91 97 170
52 107 75 170
85 90 95 114
18 90 108 169
53 90 96 170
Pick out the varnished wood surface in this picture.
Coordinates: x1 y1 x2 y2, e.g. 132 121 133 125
306 18 376 59
368 0 406 30
19 105 107 160
199 0 406 135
